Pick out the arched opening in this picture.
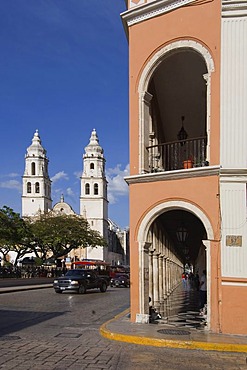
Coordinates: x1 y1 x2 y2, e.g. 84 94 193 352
137 201 213 329
35 182 40 193
85 183 90 195
27 182 31 193
31 162 36 175
94 183 99 195
139 41 214 174
90 163 94 169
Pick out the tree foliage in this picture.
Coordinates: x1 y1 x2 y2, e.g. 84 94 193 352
28 213 107 261
0 206 32 264
0 207 107 265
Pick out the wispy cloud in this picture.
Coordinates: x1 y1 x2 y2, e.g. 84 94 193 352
106 164 129 204
0 173 20 179
7 173 19 178
66 187 74 197
51 171 69 183
74 171 81 179
0 180 22 192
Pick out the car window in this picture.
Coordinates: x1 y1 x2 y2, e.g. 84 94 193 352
65 270 86 277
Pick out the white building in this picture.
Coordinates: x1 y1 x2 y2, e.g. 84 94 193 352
22 129 52 216
22 129 129 266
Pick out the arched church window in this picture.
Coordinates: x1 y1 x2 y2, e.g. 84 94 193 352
90 163 94 169
85 183 90 195
31 162 36 175
94 183 98 195
27 182 31 193
35 182 40 193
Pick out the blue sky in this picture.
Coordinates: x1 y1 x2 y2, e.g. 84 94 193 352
0 0 129 229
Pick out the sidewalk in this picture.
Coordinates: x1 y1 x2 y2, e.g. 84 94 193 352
0 283 53 294
100 308 247 353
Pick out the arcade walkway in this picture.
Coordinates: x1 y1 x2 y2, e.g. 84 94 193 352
158 281 207 330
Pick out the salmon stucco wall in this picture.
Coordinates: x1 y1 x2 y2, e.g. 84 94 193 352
129 174 221 325
128 0 221 175
221 280 247 335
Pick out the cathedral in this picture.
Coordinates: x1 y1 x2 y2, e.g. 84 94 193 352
22 129 129 266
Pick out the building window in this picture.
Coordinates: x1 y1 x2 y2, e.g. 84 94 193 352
90 163 94 169
27 182 31 193
94 183 98 195
31 162 36 175
35 182 40 193
85 183 90 195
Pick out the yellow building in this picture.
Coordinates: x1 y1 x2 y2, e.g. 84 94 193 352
121 0 247 334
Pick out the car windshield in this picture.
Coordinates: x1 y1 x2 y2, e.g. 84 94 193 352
65 270 86 277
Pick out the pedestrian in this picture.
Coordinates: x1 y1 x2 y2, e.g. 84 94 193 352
199 269 207 312
182 272 186 288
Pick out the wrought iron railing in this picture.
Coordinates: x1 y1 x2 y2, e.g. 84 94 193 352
147 136 208 173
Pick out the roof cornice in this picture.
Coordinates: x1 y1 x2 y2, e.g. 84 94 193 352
222 0 247 17
121 0 195 37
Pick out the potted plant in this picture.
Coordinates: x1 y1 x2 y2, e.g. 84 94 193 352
183 156 194 169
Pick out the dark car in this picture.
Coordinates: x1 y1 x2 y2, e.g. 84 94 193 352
110 273 130 288
53 269 109 294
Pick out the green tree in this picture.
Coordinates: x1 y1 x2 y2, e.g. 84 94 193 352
0 206 32 265
29 213 107 261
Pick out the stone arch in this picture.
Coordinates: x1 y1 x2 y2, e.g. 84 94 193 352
137 200 214 243
138 39 215 173
138 39 215 93
136 200 214 322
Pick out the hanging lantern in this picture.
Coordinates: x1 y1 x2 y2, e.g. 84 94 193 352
177 116 188 143
176 225 188 243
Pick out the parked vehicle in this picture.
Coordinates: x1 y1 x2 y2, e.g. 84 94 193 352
53 269 109 294
110 273 130 288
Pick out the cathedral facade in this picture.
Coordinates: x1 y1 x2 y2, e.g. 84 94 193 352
22 129 128 266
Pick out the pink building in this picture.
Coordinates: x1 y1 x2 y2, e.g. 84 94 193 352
121 0 247 334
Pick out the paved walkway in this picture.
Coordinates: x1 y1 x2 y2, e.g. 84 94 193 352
1 282 247 353
100 284 247 353
100 309 247 353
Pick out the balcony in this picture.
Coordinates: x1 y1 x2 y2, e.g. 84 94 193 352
147 136 208 173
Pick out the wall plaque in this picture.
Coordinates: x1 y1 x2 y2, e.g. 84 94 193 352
226 235 242 247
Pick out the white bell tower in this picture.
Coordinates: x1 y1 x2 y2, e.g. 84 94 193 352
22 130 52 217
80 129 108 259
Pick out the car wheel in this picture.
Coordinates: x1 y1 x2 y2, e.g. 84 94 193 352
100 282 107 293
55 289 62 294
78 284 86 294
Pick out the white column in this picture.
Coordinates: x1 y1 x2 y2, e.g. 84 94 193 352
153 252 160 311
159 254 164 316
136 242 151 324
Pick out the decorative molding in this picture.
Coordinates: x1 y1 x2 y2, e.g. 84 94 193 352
219 168 247 183
137 200 215 243
222 0 247 17
138 40 215 93
222 282 247 286
125 165 220 185
121 0 195 29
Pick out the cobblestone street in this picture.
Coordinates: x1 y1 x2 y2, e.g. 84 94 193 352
0 287 247 369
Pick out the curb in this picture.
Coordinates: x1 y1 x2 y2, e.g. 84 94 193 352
100 309 247 353
0 284 53 294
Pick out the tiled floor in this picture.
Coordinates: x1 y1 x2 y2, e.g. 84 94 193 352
154 283 207 330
